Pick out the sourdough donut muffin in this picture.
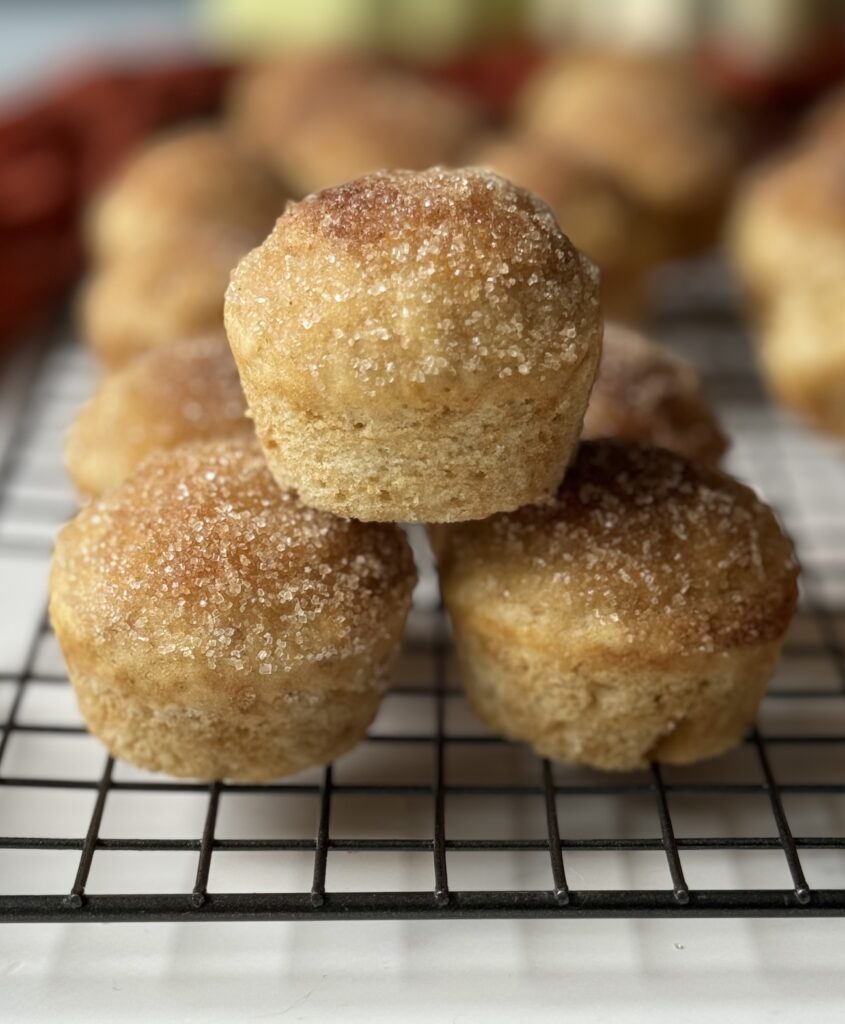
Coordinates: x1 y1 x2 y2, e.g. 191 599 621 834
229 59 479 195
65 334 252 497
757 272 845 440
472 136 663 319
79 234 245 369
727 146 845 308
50 440 416 780
227 53 373 175
86 125 284 264
583 323 728 464
517 51 740 255
225 168 603 523
439 441 798 771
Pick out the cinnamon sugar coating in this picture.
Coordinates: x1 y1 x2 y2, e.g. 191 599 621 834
439 441 798 770
225 167 602 522
50 440 416 779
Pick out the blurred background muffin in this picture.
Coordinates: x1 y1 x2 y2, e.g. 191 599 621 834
85 124 285 264
471 135 667 319
78 234 244 368
584 323 728 464
515 50 743 259
227 57 482 195
65 333 252 496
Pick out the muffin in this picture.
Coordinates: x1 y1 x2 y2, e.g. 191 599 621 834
757 271 845 441
50 440 416 780
65 334 252 497
79 234 245 369
86 125 285 264
225 167 603 523
439 441 798 771
228 57 479 195
517 51 741 255
226 52 373 173
583 323 728 464
727 145 845 309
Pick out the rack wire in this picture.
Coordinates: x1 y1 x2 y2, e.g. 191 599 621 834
0 278 844 921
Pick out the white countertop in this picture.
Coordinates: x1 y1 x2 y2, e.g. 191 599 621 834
4 915 844 1023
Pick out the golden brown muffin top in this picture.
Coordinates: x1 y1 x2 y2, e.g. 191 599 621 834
440 441 798 657
225 167 601 413
583 324 728 465
65 334 252 497
86 125 285 262
517 50 739 213
52 440 415 680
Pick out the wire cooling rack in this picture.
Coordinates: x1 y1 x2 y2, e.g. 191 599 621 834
0 270 844 922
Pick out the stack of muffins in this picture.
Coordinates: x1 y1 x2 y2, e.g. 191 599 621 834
51 52 802 781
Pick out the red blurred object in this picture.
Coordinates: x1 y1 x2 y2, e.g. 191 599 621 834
0 61 232 347
425 41 543 119
699 34 845 152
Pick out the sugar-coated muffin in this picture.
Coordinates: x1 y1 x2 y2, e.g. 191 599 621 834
439 441 798 771
86 125 285 264
227 53 373 173
727 146 845 309
225 167 603 523
517 51 740 255
79 234 245 369
472 135 664 320
583 323 728 464
65 334 252 497
228 58 479 195
50 440 416 781
757 272 845 441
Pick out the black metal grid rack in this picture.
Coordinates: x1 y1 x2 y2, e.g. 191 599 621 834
1 285 844 922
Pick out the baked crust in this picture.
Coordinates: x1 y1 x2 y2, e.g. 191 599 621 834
439 440 798 770
225 167 602 521
50 440 416 779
